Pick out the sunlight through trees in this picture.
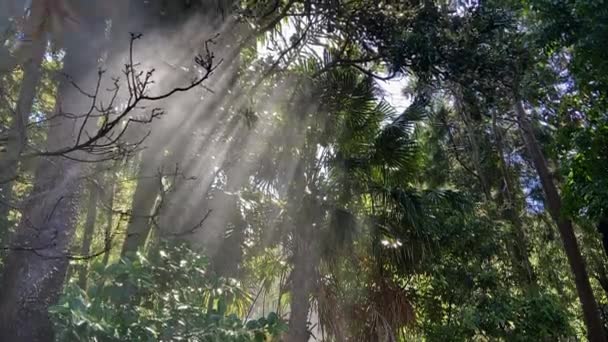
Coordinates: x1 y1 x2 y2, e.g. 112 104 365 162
1 0 608 341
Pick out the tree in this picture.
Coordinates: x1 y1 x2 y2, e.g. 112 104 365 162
0 1 218 339
2 0 608 340
515 100 606 341
0 22 106 340
0 0 47 231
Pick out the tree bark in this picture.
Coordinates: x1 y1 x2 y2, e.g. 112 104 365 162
287 228 316 342
120 152 159 256
0 37 46 243
102 167 117 266
286 193 323 342
0 6 105 337
286 157 322 342
455 88 492 201
515 101 606 342
0 0 49 73
208 109 259 276
0 43 96 342
77 180 99 289
0 0 21 40
491 112 537 286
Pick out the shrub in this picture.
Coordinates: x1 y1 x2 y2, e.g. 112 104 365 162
50 243 286 341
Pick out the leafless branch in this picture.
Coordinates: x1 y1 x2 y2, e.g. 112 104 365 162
1 153 206 260
165 209 213 238
23 33 222 161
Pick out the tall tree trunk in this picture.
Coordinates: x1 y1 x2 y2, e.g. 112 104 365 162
0 0 46 197
0 3 104 336
287 193 323 342
211 207 246 277
0 37 46 243
515 101 606 342
121 49 242 256
287 227 316 342
102 166 117 266
119 0 246 256
120 152 159 256
0 0 20 45
491 112 537 286
208 109 259 277
0 40 98 342
0 0 49 73
457 93 537 287
286 157 322 342
503 206 537 285
209 143 249 276
118 0 200 257
77 179 99 289
455 88 492 201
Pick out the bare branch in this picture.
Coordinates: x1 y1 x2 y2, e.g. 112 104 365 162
23 33 222 161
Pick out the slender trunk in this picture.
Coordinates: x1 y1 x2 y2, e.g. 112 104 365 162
0 0 21 58
287 202 321 342
122 59 241 256
120 153 159 256
286 158 321 342
0 37 46 244
209 113 257 277
113 0 165 258
0 0 47 73
77 180 99 289
0 2 106 334
102 167 117 266
210 193 246 277
287 230 316 342
503 206 537 285
0 39 97 341
504 206 537 285
122 105 223 256
463 123 491 200
65 1 128 266
118 0 202 255
456 89 492 201
119 0 245 255
458 94 537 287
594 266 608 298
491 112 536 286
287 202 323 342
515 101 606 342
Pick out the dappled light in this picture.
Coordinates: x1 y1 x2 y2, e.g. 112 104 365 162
1 0 608 341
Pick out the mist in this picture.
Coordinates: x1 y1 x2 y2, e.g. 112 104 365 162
1 1 606 341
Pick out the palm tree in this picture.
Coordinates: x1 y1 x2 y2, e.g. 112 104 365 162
243 51 463 340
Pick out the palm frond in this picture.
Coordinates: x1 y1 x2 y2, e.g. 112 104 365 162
321 208 358 261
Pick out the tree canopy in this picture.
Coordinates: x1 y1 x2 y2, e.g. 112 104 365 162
1 0 608 341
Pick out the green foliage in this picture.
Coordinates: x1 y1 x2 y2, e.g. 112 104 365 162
50 243 286 341
561 123 608 220
414 209 573 341
2 0 607 341
422 289 572 341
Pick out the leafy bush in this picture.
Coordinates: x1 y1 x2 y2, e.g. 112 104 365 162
422 286 573 341
50 243 286 341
